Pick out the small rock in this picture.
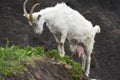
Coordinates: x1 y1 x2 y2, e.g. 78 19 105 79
64 64 72 70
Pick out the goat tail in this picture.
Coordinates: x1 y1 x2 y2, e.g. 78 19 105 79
94 25 101 34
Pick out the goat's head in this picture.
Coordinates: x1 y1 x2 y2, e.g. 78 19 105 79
23 0 44 35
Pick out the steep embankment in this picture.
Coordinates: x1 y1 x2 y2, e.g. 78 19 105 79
3 58 73 80
0 0 120 80
0 46 84 80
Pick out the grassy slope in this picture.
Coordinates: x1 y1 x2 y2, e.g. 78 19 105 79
0 45 83 80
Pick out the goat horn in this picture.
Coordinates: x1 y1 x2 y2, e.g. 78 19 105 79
23 0 29 19
30 3 40 22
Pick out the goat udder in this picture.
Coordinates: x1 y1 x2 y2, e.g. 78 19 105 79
76 45 84 57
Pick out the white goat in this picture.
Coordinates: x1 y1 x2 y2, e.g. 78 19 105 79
23 0 101 77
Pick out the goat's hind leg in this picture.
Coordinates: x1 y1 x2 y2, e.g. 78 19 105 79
84 43 93 77
85 53 91 77
83 37 94 77
81 53 87 70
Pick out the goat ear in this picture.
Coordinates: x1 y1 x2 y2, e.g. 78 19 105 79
37 15 41 20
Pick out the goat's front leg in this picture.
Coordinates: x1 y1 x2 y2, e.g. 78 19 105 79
59 31 67 57
53 33 60 43
53 32 67 57
53 33 61 55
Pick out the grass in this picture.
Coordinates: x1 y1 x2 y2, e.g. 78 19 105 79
0 44 83 80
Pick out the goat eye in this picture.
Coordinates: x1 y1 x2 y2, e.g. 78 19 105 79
37 15 41 20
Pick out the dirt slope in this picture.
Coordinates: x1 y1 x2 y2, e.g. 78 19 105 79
0 0 120 80
3 58 73 80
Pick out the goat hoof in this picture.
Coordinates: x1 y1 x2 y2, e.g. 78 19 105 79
60 53 65 57
85 72 89 77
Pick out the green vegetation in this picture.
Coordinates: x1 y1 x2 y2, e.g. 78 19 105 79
46 50 83 79
0 44 83 80
0 46 26 76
